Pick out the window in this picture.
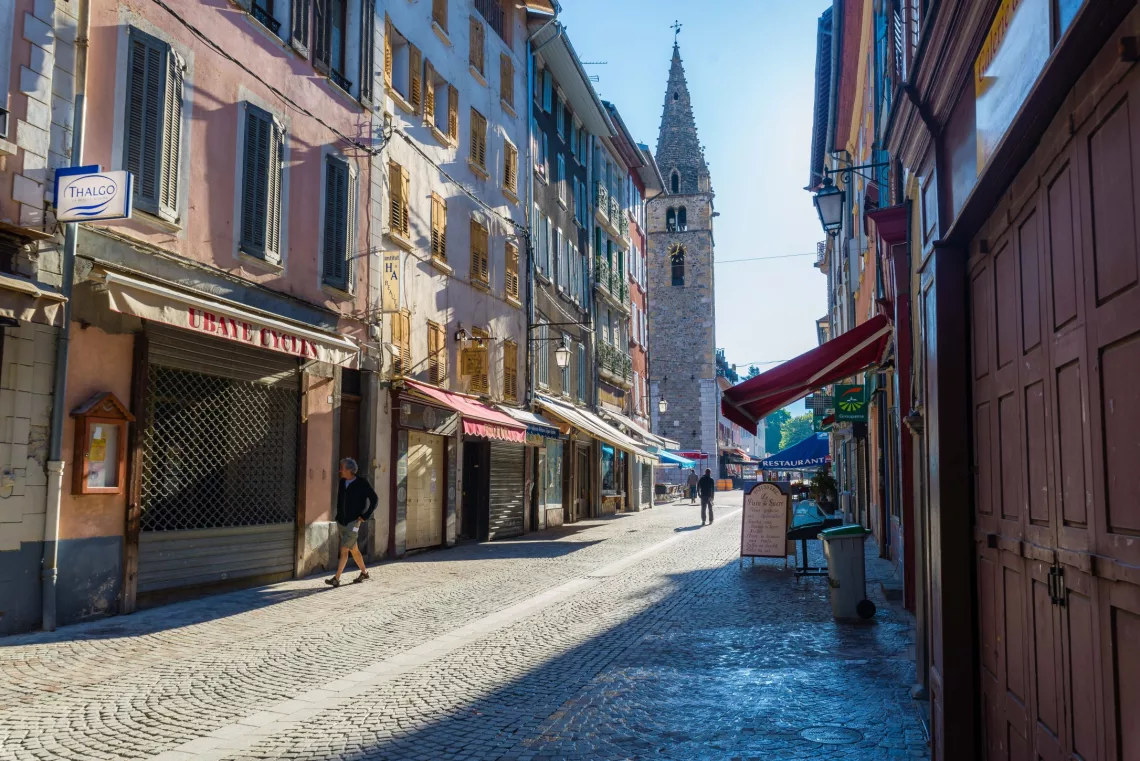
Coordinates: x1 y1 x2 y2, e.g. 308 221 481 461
536 131 548 179
666 208 676 232
388 160 410 239
534 63 543 103
125 28 184 222
239 104 284 263
555 98 565 137
322 155 356 290
470 218 489 283
553 227 562 289
470 327 489 394
572 176 580 220
384 22 422 112
670 171 679 193
430 193 447 261
670 245 685 287
557 155 566 205
503 142 518 198
428 321 446 385
542 68 552 112
505 241 519 301
423 61 455 140
315 0 354 92
578 129 587 162
499 53 514 107
469 108 488 172
678 206 687 231
359 0 376 105
543 216 553 273
536 322 549 388
392 309 411 375
577 343 586 401
569 121 577 159
503 341 518 401
432 0 447 33
469 16 484 75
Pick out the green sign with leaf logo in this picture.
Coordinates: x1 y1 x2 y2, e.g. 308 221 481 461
834 384 867 421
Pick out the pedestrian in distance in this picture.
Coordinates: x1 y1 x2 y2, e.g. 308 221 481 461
326 458 378 588
698 468 716 525
687 468 699 504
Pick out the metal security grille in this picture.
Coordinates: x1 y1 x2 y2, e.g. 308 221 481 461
140 365 299 532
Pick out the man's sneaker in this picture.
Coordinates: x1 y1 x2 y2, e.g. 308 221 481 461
324 577 341 588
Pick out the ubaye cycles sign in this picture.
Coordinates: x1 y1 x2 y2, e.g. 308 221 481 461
54 166 133 222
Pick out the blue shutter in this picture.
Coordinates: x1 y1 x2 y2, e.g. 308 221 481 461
240 106 284 262
322 156 350 288
124 28 166 215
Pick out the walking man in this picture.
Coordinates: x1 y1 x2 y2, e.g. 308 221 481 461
687 468 699 504
326 458 378 588
698 468 716 525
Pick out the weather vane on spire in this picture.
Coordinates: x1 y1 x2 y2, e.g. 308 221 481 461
671 20 682 44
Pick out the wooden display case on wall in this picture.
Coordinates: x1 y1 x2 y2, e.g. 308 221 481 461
70 392 134 495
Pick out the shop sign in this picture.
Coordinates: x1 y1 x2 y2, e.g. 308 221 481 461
54 166 133 222
974 0 1050 170
813 413 834 432
834 385 867 422
381 252 401 312
741 482 789 560
461 345 487 376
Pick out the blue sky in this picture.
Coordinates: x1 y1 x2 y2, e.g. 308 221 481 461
558 0 833 417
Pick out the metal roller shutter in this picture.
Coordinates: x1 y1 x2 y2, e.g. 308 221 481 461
487 441 524 540
137 325 300 596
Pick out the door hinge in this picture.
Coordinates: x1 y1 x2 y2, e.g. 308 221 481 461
1048 564 1067 607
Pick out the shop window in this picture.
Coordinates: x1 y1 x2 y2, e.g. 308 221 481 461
601 444 616 492
544 440 563 506
124 27 184 222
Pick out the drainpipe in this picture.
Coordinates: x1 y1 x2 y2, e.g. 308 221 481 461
42 0 89 632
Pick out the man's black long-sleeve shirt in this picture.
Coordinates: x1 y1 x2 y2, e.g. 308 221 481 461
697 475 715 498
336 477 378 526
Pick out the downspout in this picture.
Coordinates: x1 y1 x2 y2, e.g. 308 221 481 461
42 0 89 632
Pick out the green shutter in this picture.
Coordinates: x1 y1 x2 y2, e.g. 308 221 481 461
124 29 166 214
158 49 183 222
322 156 349 288
290 0 310 55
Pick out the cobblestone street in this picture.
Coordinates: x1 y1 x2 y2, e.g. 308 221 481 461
0 492 928 761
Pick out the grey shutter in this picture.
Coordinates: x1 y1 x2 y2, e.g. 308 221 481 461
359 0 375 107
264 118 284 263
240 106 270 256
124 28 166 215
158 49 183 222
322 156 348 288
313 0 330 73
290 0 310 55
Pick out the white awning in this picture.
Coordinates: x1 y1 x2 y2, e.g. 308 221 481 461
0 274 66 327
535 395 659 462
599 409 677 450
497 405 562 439
99 270 359 367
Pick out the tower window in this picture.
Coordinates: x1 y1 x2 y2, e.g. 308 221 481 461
671 171 679 193
670 245 685 287
673 91 678 101
678 207 687 231
666 208 676 232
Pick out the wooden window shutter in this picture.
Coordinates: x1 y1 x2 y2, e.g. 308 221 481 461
388 160 408 238
239 105 284 261
313 0 331 72
469 109 486 169
290 0 311 55
264 118 284 262
504 144 517 195
359 0 376 107
447 85 459 141
423 60 436 122
428 322 446 385
408 43 422 113
393 311 411 375
504 342 518 401
125 29 166 215
470 219 488 283
322 156 349 288
431 194 446 261
432 0 447 33
158 49 183 222
383 17 393 86
469 16 483 74
471 327 489 394
505 242 518 300
499 54 513 106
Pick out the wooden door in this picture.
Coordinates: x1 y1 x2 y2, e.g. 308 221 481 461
406 431 443 550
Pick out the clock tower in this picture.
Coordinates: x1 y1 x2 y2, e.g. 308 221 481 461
647 41 719 474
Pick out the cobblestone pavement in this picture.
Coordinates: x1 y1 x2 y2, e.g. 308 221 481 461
0 492 929 761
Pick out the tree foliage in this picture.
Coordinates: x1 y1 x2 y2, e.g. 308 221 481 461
780 413 814 450
762 408 789 454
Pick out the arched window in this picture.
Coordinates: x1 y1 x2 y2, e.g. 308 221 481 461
670 245 685 287
673 91 679 101
665 208 676 232
671 171 679 194
677 207 687 231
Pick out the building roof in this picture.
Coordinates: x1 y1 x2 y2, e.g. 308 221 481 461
602 101 646 171
637 143 665 196
808 6 834 190
655 43 708 193
528 21 614 137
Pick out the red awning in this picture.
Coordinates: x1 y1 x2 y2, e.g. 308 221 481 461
403 380 526 443
721 314 892 434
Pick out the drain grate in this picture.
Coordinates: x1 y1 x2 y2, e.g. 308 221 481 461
801 726 863 744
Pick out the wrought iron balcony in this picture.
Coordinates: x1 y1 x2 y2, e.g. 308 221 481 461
251 2 280 34
329 68 353 93
595 182 608 210
594 255 611 293
474 0 505 40
609 197 621 230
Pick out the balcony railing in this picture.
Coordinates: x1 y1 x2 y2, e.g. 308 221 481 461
594 255 611 293
596 342 633 387
619 213 629 238
474 0 505 40
595 182 608 211
250 2 281 34
816 240 827 266
609 197 621 231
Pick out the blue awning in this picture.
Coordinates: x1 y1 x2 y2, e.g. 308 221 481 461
758 433 830 470
659 450 696 467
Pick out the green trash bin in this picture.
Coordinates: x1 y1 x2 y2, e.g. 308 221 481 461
818 525 876 620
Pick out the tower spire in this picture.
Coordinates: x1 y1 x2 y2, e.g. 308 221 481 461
655 41 708 195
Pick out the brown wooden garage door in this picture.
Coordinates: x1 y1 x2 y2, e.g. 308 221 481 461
969 62 1140 761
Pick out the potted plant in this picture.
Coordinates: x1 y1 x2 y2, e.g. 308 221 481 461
811 470 838 513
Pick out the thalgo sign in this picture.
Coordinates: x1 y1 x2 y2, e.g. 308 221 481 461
54 165 133 223
187 307 324 359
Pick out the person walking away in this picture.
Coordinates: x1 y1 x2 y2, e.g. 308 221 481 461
698 468 716 525
687 469 699 504
326 458 378 587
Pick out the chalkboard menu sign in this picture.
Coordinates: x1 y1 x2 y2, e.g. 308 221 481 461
741 482 790 559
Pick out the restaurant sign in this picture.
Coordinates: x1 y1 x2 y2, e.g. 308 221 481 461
974 0 1050 170
834 384 867 422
